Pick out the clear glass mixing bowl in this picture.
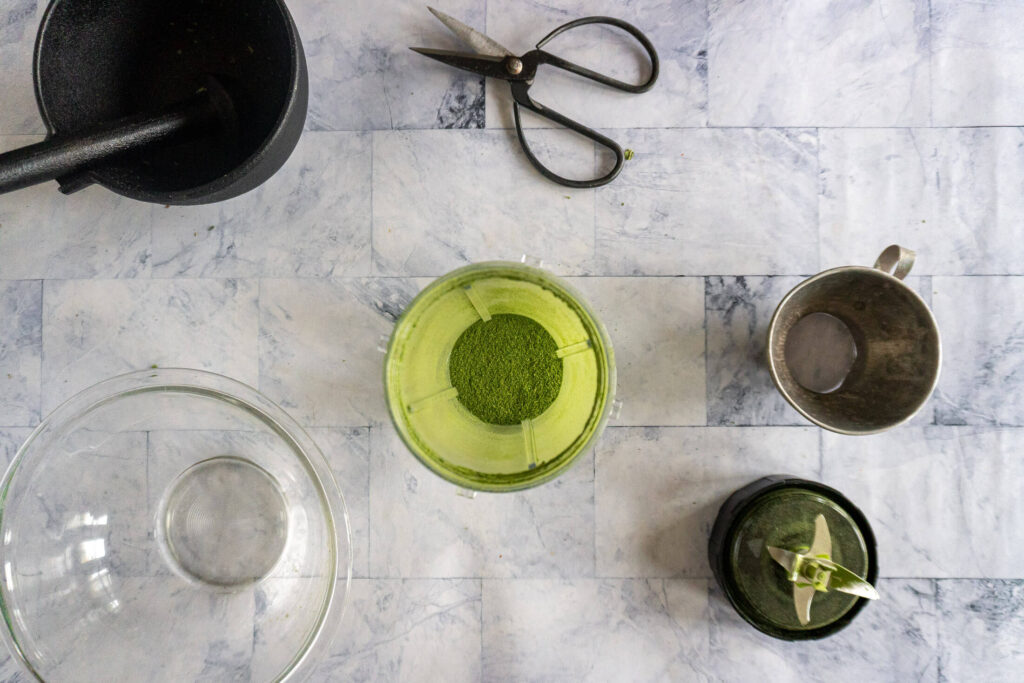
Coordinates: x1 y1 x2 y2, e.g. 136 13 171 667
0 369 351 681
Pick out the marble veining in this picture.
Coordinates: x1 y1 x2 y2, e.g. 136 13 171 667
150 133 373 279
705 276 807 426
483 578 710 682
0 138 152 280
936 579 1024 682
311 579 482 682
819 128 1024 275
40 279 259 413
0 280 40 426
370 429 595 578
595 426 819 579
933 277 1024 426
258 277 419 426
0 0 1022 679
708 0 930 127
291 0 486 130
931 0 1024 127
0 0 43 136
372 129 597 276
594 128 820 276
823 427 1024 578
708 579 939 681
569 276 706 426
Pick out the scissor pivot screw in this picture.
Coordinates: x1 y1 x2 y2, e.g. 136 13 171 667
506 57 523 75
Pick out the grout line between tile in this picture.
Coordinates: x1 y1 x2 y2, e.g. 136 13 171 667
818 428 824 479
367 424 373 580
815 127 823 272
478 577 484 680
704 0 711 127
369 131 376 276
256 278 263 393
284 123 1024 133
703 277 711 427
928 0 934 128
24 273 1024 282
37 278 44 423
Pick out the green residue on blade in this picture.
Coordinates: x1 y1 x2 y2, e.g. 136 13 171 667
448 314 563 425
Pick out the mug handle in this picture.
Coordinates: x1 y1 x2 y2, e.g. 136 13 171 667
873 245 915 280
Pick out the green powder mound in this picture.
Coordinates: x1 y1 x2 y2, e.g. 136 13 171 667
449 314 563 425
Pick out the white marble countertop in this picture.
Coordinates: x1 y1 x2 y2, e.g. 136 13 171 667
2 0 1023 681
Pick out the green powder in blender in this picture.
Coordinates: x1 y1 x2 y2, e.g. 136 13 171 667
448 314 563 425
384 261 615 491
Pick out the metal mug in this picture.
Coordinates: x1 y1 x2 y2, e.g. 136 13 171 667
767 245 941 435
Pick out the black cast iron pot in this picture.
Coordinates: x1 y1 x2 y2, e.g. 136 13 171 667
0 0 307 205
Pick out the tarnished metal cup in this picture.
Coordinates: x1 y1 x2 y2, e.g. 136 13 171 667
767 245 941 435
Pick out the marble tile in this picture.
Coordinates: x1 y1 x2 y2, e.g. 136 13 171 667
823 426 1024 579
595 426 819 578
291 0 485 130
372 130 596 276
705 276 806 427
0 654 28 682
29 576 256 681
5 429 150 578
41 279 258 413
568 277 705 426
251 577 338 680
309 427 371 578
0 137 152 279
0 0 43 135
484 0 707 129
937 579 1024 682
369 426 595 579
259 278 419 427
708 0 930 126
482 578 710 682
932 277 1024 426
820 128 1024 275
0 427 31 468
932 0 1024 126
0 281 40 426
595 129 819 276
709 579 938 682
150 132 371 278
311 578 481 682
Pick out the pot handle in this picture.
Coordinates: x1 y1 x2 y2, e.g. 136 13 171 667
0 102 208 197
873 245 915 280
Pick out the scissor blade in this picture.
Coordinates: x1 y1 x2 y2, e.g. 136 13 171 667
410 47 510 79
426 6 512 57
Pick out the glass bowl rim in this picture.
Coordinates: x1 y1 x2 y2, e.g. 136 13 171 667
0 367 352 682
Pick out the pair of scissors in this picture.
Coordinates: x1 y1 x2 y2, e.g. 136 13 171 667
412 7 659 188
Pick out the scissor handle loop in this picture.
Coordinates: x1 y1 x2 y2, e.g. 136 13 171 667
508 16 658 187
533 16 659 93
510 83 623 188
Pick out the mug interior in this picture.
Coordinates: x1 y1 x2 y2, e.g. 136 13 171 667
768 267 940 434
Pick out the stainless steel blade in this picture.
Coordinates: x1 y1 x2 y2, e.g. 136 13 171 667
793 584 816 626
767 545 799 574
808 514 832 559
427 6 512 57
822 561 881 600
